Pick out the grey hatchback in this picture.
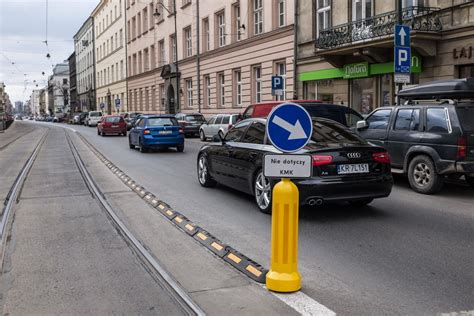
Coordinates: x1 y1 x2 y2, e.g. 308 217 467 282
357 78 474 193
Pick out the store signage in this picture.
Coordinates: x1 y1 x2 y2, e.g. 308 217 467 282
343 62 369 79
453 46 473 59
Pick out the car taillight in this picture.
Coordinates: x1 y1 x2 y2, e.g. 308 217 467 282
179 128 184 134
144 129 151 135
457 136 467 158
312 155 333 166
372 152 391 164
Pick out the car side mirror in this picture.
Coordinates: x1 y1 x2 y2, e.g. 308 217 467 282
356 120 368 130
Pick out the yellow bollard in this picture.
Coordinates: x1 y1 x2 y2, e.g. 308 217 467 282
266 178 301 292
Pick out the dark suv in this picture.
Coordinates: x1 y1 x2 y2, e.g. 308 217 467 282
357 78 474 193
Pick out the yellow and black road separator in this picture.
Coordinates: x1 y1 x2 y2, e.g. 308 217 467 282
224 248 268 283
193 229 228 258
76 133 268 284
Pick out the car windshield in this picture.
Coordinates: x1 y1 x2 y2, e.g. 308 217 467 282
105 117 121 123
185 115 205 122
147 117 178 126
90 112 102 117
456 106 474 131
306 119 367 149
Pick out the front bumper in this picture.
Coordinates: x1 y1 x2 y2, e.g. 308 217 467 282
294 174 393 205
143 135 184 146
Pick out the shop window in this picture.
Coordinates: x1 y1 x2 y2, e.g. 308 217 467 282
459 65 474 78
352 77 375 115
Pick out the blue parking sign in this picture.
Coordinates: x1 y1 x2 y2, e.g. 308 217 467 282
394 47 411 73
271 75 284 96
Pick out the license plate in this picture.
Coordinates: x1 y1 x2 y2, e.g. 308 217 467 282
159 130 172 135
337 163 369 174
112 125 118 128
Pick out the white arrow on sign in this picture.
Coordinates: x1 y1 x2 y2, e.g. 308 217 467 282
398 27 407 46
272 115 308 140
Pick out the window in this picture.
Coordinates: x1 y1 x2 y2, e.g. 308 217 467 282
150 45 156 69
184 27 192 57
222 115 230 125
203 18 210 52
207 116 217 125
215 115 223 125
145 88 149 112
149 3 154 28
157 0 164 21
111 65 115 82
170 34 176 62
232 4 242 42
278 0 285 27
185 79 193 107
394 109 420 131
168 0 175 14
254 0 263 35
427 108 450 133
225 120 252 142
367 109 392 130
132 54 137 75
138 51 143 73
144 48 149 71
159 40 165 65
217 12 226 47
132 17 136 38
137 12 142 35
114 33 118 50
143 7 148 32
218 73 225 106
204 75 211 107
120 29 123 47
352 0 372 21
159 84 165 109
242 122 266 144
127 20 131 41
254 66 262 103
275 62 286 101
317 0 331 36
234 70 242 106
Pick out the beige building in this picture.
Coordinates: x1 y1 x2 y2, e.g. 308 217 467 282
297 0 474 115
92 0 128 114
126 0 294 115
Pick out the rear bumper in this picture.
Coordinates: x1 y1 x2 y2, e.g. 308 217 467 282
184 126 200 134
143 135 184 146
102 127 127 134
455 161 474 174
437 159 474 175
295 174 393 205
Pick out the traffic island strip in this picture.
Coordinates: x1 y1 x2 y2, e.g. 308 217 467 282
75 133 267 283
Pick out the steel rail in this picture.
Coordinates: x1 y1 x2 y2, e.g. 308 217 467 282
0 127 37 151
64 130 205 316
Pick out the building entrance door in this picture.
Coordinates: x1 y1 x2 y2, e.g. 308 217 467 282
166 84 176 114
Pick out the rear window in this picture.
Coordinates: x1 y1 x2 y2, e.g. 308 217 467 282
307 119 366 147
105 117 122 123
456 106 474 131
147 117 178 126
90 112 102 117
426 108 449 133
231 115 238 124
185 115 205 122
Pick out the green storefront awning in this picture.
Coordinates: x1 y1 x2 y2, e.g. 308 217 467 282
299 56 422 82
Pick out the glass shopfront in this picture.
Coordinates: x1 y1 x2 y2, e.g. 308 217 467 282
303 80 335 103
351 75 394 115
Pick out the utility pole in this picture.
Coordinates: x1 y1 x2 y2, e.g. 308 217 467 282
397 0 403 105
174 0 180 113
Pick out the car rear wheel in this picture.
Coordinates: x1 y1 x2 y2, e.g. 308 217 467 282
197 155 216 187
349 198 373 207
199 130 206 141
139 139 147 153
177 145 184 152
408 155 444 194
255 170 272 214
466 176 474 188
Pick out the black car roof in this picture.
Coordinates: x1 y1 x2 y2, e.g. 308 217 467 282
398 78 474 100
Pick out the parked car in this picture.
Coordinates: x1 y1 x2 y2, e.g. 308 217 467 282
357 78 474 193
199 114 239 141
128 115 184 153
241 100 363 129
97 115 127 136
123 112 142 130
175 113 206 137
14 115 22 120
73 112 88 124
197 117 393 213
86 111 103 127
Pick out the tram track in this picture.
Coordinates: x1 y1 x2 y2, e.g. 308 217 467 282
0 126 37 152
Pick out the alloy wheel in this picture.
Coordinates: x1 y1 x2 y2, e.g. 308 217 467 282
255 172 271 210
198 156 208 185
413 162 431 187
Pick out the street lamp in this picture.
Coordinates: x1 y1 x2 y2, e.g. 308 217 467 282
154 1 180 113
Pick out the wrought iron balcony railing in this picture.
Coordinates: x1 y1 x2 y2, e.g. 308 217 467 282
315 6 442 50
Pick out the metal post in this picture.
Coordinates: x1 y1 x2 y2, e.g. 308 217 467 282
174 0 180 113
397 0 403 105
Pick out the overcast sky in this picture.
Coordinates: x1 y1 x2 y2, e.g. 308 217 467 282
0 0 98 103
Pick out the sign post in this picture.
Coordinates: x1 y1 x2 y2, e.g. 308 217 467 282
265 103 313 293
271 75 284 98
115 98 121 113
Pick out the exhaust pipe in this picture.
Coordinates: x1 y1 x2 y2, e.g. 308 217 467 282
308 199 317 206
315 198 323 206
306 197 324 206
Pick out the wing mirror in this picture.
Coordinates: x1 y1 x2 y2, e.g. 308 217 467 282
356 120 368 130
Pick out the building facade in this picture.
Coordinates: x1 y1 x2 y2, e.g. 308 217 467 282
68 52 78 113
39 88 48 115
30 89 41 116
92 0 128 114
297 0 474 115
47 63 70 115
74 16 97 112
126 0 295 116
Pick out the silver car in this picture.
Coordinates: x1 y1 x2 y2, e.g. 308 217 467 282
199 114 239 141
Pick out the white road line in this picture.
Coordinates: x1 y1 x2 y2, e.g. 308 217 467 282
261 285 336 316
439 310 474 316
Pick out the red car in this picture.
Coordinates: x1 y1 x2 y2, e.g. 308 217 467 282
97 115 127 136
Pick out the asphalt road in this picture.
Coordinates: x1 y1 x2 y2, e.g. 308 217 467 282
32 122 474 315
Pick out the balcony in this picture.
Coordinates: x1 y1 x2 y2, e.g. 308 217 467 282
315 6 442 50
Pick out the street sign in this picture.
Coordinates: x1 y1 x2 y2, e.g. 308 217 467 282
395 25 410 47
394 46 411 73
100 102 105 109
271 75 284 96
115 98 121 108
264 154 312 178
266 102 313 153
394 73 411 84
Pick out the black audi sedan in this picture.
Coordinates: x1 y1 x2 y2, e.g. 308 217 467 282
197 117 393 213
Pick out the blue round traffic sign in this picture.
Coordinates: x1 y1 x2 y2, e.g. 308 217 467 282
266 102 313 153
